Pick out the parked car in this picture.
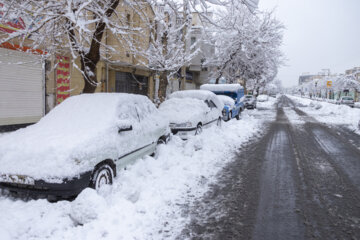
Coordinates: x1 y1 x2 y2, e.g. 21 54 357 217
244 95 257 109
216 95 236 121
0 93 170 200
257 94 269 102
200 84 245 120
159 90 223 139
337 96 355 107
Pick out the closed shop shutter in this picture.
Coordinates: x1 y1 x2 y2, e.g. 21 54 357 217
0 48 44 126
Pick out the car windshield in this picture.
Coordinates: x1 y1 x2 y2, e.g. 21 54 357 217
342 97 353 100
245 96 253 98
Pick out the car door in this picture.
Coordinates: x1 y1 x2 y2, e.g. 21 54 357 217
133 101 159 156
115 102 144 169
208 99 220 126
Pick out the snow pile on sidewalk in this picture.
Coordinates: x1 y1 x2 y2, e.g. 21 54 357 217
287 95 360 132
0 113 264 240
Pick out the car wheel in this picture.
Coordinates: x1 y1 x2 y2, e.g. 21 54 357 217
157 138 167 145
217 117 222 127
195 124 202 135
90 163 114 190
227 111 232 121
236 112 240 120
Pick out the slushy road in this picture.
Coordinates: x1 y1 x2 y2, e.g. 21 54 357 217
179 95 360 240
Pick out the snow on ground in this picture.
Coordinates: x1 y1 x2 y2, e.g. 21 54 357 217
0 112 265 240
256 96 278 110
287 95 360 133
283 108 305 125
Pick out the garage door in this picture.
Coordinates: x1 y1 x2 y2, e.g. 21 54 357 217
0 47 44 126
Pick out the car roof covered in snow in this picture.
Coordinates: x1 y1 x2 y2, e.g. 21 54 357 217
169 90 224 110
200 84 244 92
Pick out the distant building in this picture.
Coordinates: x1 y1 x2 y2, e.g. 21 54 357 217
345 67 360 81
298 74 317 85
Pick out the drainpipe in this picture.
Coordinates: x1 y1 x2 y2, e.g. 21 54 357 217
106 62 109 92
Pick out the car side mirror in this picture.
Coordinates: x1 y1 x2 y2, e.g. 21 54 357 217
118 125 133 133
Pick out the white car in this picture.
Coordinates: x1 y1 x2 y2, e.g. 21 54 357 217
159 90 223 139
0 93 170 200
257 94 269 102
336 96 355 107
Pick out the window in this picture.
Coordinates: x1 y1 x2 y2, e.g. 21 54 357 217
205 100 217 109
191 37 196 46
209 100 217 109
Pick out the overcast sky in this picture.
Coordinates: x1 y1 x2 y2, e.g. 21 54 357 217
258 0 360 88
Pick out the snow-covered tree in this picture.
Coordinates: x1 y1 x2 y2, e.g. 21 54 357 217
0 0 150 93
199 2 283 94
142 0 199 102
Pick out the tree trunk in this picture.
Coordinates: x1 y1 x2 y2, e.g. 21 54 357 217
158 71 168 102
67 0 120 94
81 57 98 93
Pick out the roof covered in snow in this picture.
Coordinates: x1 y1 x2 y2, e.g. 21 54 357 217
200 84 244 92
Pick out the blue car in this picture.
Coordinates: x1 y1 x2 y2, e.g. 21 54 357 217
200 84 245 121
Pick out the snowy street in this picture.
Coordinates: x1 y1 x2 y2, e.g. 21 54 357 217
0 0 359 239
0 100 269 240
1 95 359 239
179 95 360 240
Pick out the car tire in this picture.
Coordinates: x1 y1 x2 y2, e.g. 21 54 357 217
236 112 240 120
195 123 203 135
157 137 167 145
217 117 222 127
228 111 232 121
90 163 114 190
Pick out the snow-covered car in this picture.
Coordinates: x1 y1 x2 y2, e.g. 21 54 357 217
200 84 245 121
337 96 355 107
244 95 257 109
0 93 170 200
159 90 223 139
216 95 236 121
257 94 269 102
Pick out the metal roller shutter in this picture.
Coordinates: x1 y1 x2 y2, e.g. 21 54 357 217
0 48 44 126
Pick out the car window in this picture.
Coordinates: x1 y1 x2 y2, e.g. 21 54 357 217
204 100 211 108
246 96 252 98
209 100 217 109
117 103 137 120
135 100 157 120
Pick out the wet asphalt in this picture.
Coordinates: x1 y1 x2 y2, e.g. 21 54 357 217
178 95 360 240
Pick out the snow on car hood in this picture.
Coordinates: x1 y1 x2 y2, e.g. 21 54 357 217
169 90 224 111
159 98 209 125
0 93 165 182
217 95 235 108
